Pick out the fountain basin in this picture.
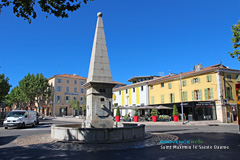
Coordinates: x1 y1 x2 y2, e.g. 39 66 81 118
51 123 145 143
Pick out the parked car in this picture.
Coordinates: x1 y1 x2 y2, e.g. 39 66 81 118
3 110 39 129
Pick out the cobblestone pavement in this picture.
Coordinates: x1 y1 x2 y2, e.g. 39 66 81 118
13 132 178 151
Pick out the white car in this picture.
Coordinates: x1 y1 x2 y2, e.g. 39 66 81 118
3 110 39 129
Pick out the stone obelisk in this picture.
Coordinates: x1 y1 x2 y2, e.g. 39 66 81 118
84 12 116 128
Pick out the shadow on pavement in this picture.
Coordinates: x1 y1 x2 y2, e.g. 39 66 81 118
0 132 239 160
0 135 19 146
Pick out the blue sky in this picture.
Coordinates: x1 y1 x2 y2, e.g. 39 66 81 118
0 0 240 89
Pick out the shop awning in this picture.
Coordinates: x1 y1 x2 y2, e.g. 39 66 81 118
113 105 172 110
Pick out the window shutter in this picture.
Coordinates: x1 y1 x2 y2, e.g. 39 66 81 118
192 91 194 101
172 94 175 103
210 88 213 99
198 78 201 83
184 91 188 101
209 75 212 82
206 75 209 82
161 95 164 104
204 89 208 100
191 79 194 84
225 87 229 99
151 96 155 104
199 89 202 100
169 94 171 103
230 87 233 99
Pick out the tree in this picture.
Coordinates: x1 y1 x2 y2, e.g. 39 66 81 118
0 0 94 23
229 19 240 61
18 73 51 110
70 99 80 115
0 74 11 103
5 86 24 109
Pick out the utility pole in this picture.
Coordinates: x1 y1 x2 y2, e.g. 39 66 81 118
180 73 184 124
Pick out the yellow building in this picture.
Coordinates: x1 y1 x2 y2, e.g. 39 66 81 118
148 64 240 122
48 74 87 116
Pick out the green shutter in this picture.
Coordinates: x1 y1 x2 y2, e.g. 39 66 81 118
206 75 209 82
199 89 202 100
191 79 194 84
172 93 175 103
161 95 164 104
210 88 213 99
237 75 240 81
184 80 186 86
168 83 172 89
192 91 194 101
184 91 188 101
198 77 201 83
225 87 229 99
209 75 212 82
151 96 155 104
230 87 233 99
204 89 208 100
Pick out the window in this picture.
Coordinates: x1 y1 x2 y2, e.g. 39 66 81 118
161 94 164 104
74 87 77 93
126 89 128 94
119 91 121 95
182 80 187 86
161 83 164 88
81 81 84 85
192 90 202 100
206 75 212 82
74 80 77 85
66 79 70 84
192 78 200 84
66 87 70 92
80 97 83 101
169 93 175 103
65 96 69 103
56 96 61 103
57 79 62 83
73 97 77 101
150 85 153 89
141 86 144 91
168 83 172 89
237 75 240 81
133 88 135 92
227 75 231 81
204 88 213 100
80 88 84 93
226 87 233 99
56 86 61 92
183 91 188 102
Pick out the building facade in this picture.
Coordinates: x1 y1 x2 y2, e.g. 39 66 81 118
48 74 87 116
112 64 240 123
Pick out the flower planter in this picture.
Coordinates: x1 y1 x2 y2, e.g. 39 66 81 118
115 116 120 122
134 116 139 122
152 116 157 122
173 115 178 122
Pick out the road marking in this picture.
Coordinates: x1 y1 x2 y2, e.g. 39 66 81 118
20 125 51 131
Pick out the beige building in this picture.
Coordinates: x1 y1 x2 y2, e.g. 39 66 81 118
48 74 87 116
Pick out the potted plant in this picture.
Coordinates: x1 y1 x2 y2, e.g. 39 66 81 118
172 105 179 122
151 109 159 122
115 107 120 122
133 108 139 122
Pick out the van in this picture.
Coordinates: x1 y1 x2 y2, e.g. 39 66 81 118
3 110 39 129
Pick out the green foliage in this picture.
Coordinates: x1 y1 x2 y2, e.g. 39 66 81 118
229 19 240 61
151 109 159 116
173 105 179 115
116 107 120 116
0 74 11 103
82 95 86 111
124 114 128 120
71 99 80 111
18 73 51 110
0 0 94 23
134 108 139 116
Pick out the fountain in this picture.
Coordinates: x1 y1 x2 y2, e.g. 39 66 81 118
51 12 145 143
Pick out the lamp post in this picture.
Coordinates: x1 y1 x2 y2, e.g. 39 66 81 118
180 73 184 125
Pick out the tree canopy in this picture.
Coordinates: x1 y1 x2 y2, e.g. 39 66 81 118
0 0 94 23
0 74 11 103
229 19 240 61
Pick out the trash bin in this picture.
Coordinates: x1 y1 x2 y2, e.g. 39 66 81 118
188 114 193 121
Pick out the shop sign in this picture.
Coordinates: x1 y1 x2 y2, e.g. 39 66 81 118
196 101 215 106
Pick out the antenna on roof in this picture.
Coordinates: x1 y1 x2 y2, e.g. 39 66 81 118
169 69 171 75
220 59 222 65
